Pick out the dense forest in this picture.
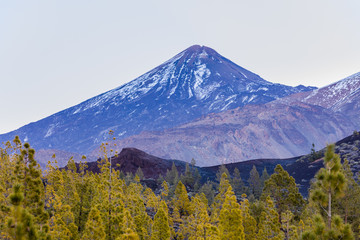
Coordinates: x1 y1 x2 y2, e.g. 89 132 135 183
1 136 360 240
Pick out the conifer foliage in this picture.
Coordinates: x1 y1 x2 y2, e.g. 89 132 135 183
151 204 171 240
6 184 38 240
303 144 354 239
1 136 360 240
262 164 305 220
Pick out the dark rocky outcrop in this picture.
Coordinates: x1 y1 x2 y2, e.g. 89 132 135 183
81 148 188 179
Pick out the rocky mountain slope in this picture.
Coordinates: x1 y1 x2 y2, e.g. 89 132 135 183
285 130 360 195
81 131 360 196
0 45 315 166
110 72 360 166
280 72 360 121
205 130 360 196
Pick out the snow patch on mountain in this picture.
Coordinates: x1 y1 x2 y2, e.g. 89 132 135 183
301 72 360 110
198 49 208 59
45 124 56 138
221 98 235 111
276 72 360 112
194 64 212 99
240 71 247 79
74 52 185 114
249 95 257 102
242 96 249 103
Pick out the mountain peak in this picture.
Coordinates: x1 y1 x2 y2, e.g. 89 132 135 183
94 44 278 104
183 44 217 55
168 44 221 69
0 45 316 165
184 44 203 51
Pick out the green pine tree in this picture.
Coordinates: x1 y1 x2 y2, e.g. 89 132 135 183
257 196 284 240
218 186 244 240
240 194 257 240
212 172 231 222
82 206 106 240
6 184 38 240
231 168 246 198
248 166 262 199
303 144 354 239
261 164 305 220
151 204 171 240
13 141 50 239
180 163 195 188
173 181 191 217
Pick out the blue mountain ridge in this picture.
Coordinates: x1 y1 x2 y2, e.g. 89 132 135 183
0 45 316 160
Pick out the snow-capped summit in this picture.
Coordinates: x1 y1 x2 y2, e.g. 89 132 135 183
0 45 315 165
72 45 314 115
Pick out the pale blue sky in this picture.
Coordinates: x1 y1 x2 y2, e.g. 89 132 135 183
1 0 360 134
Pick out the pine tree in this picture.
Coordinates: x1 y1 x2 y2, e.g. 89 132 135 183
189 158 202 191
248 166 262 199
301 214 354 240
231 168 246 197
298 207 315 237
116 228 139 240
309 143 321 162
173 181 191 217
335 158 360 235
216 165 230 184
135 168 144 181
240 195 257 240
199 181 215 205
49 193 78 240
180 163 195 188
165 163 180 200
261 164 305 220
303 144 355 239
0 142 16 238
171 206 182 226
310 144 346 228
218 186 244 240
281 210 298 240
260 167 270 190
257 196 284 240
165 162 179 186
62 158 81 209
151 205 171 240
110 202 132 238
74 161 93 234
82 205 106 240
125 182 152 240
45 157 79 239
143 187 159 216
13 141 50 239
190 158 196 168
182 193 219 240
248 200 265 227
6 184 38 240
212 172 231 222
93 141 136 240
161 181 169 201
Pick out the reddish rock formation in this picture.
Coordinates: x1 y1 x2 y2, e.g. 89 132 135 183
84 147 186 179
